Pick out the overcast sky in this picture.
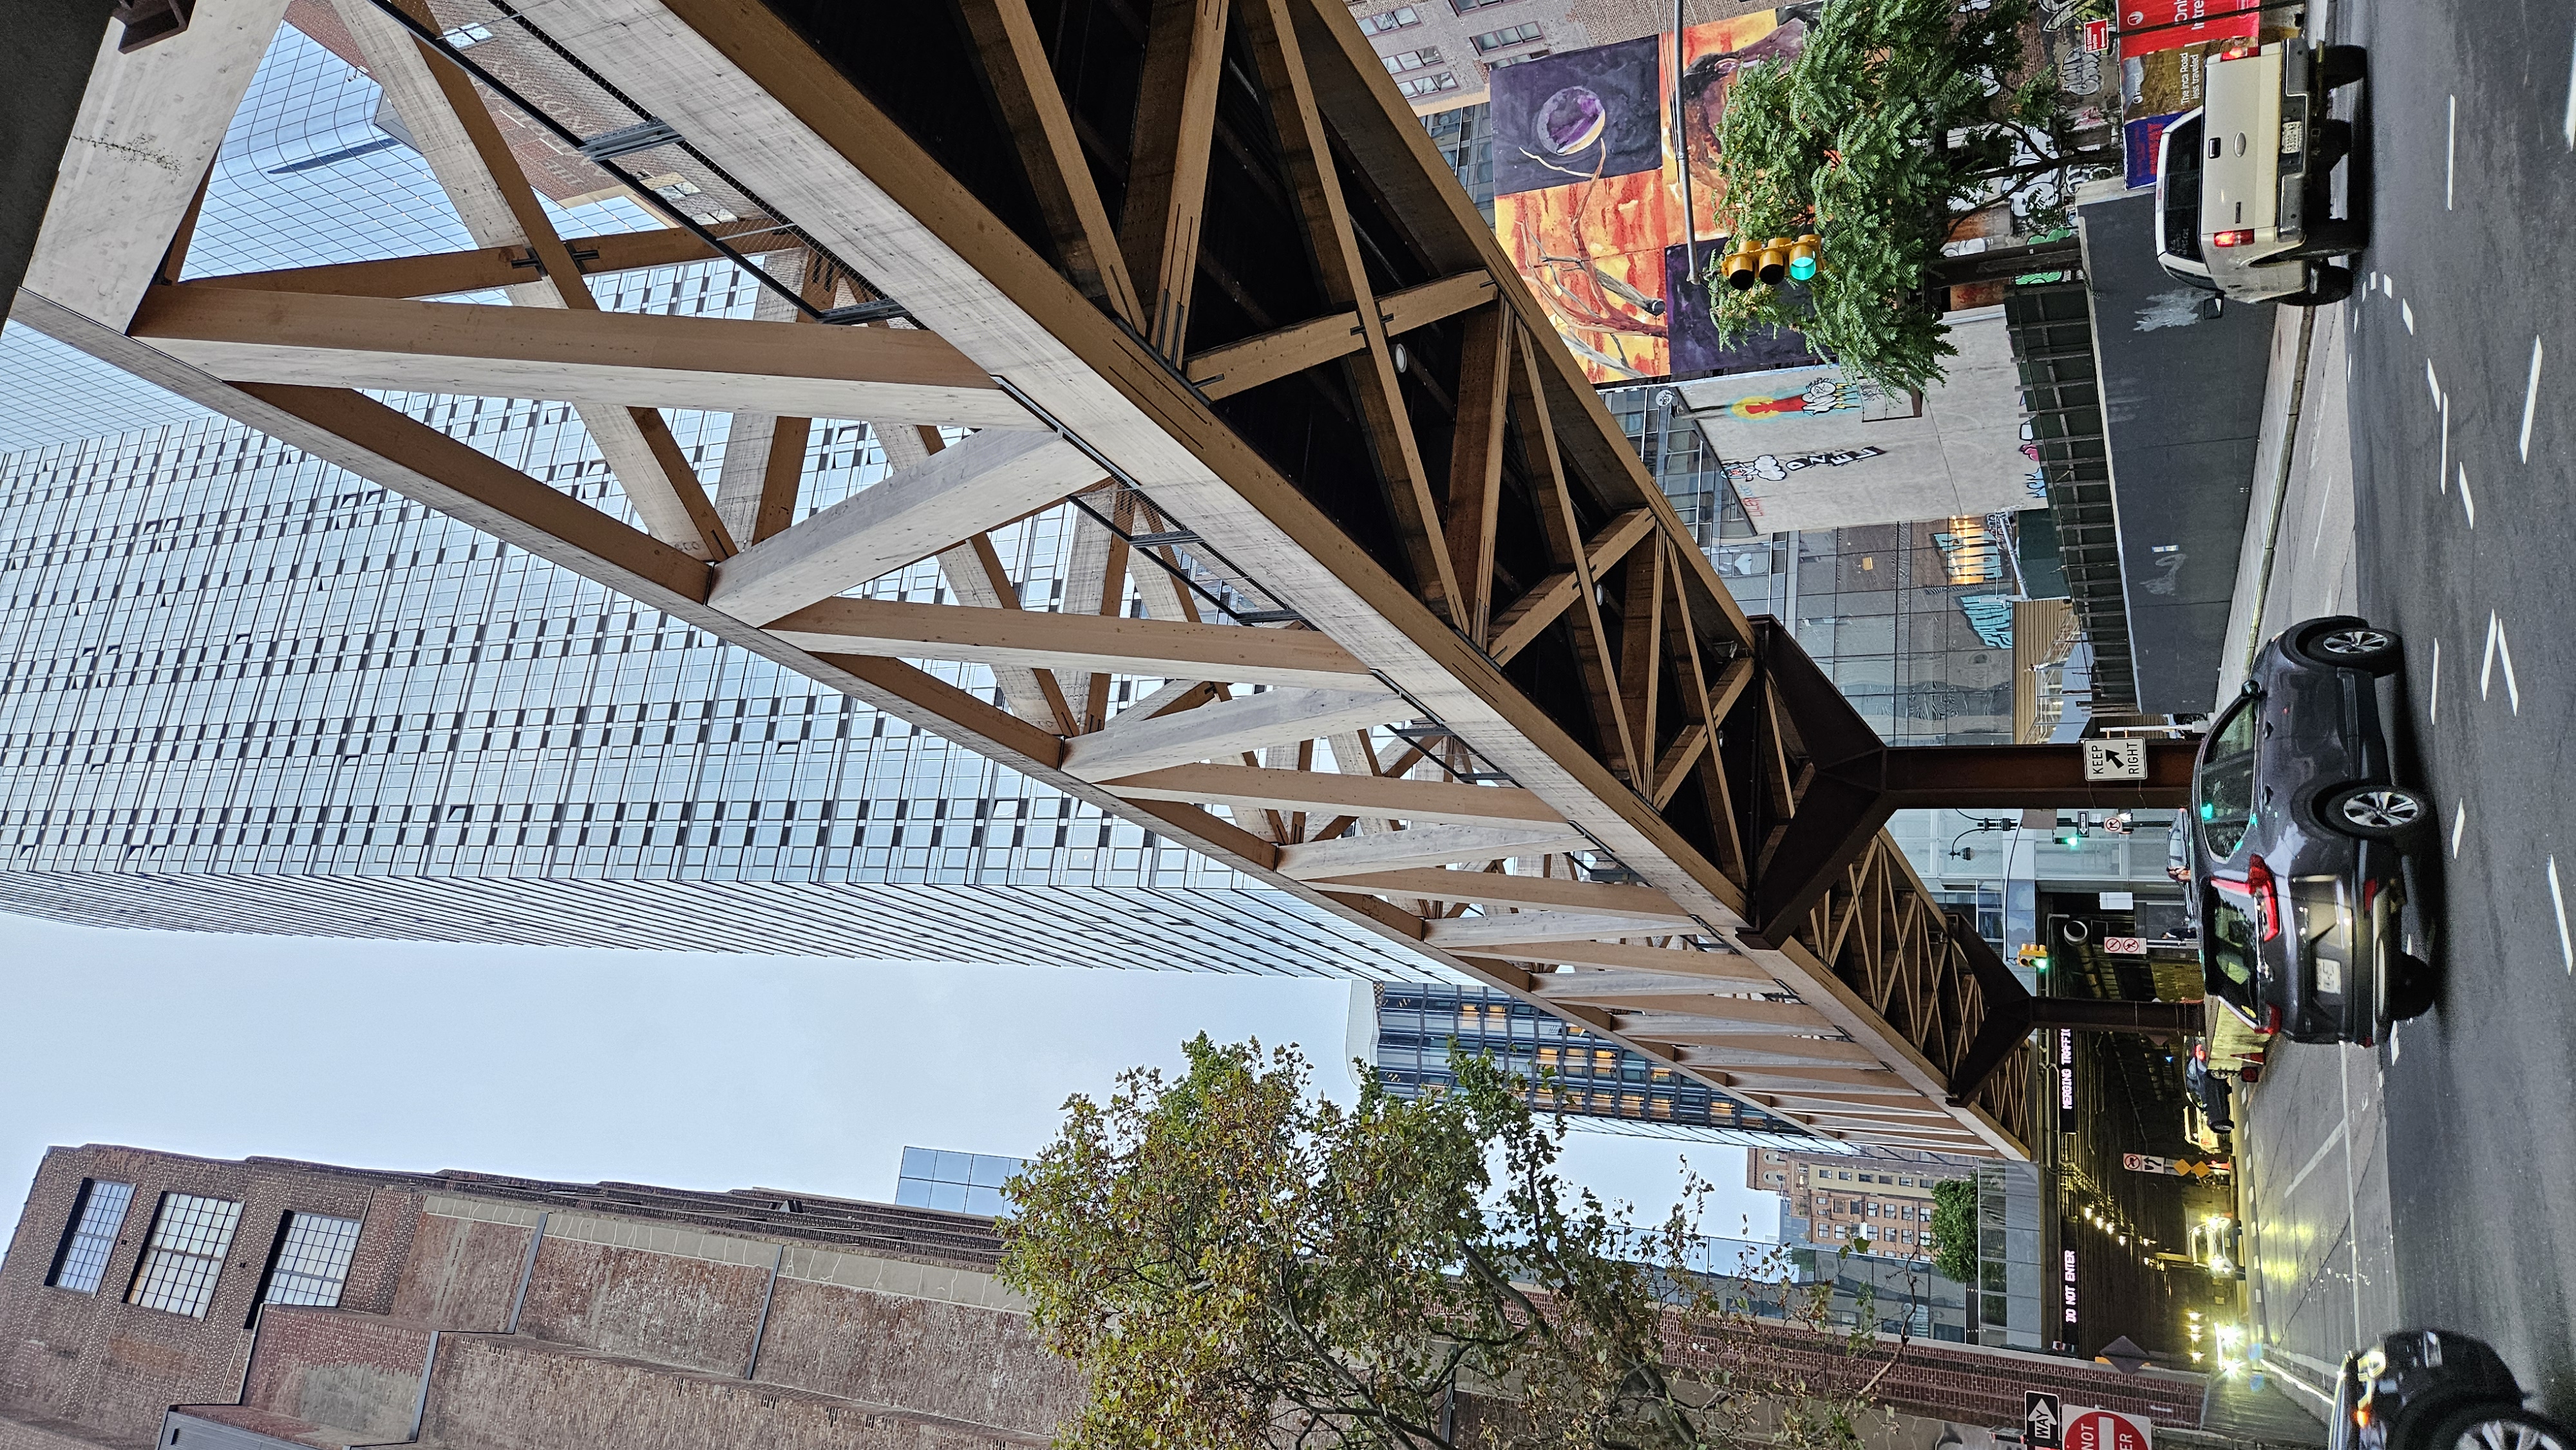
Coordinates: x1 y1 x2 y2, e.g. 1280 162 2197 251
0 915 1780 1252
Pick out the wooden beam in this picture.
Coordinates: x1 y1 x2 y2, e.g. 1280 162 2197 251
1184 269 1497 399
1443 301 1510 644
1712 1068 1915 1095
764 598 1377 691
1058 483 1136 733
1061 686 1396 780
1319 870 1691 921
1240 0 1461 625
710 428 1097 624
1486 511 1656 665
127 287 1027 427
1618 535 1665 795
183 225 769 299
711 252 821 547
1470 940 1772 982
22 0 289 329
1099 763 1562 826
1425 912 1676 946
958 0 1142 327
1276 823 1591 879
1567 996 1833 1032
1120 0 1229 357
1660 1037 1886 1066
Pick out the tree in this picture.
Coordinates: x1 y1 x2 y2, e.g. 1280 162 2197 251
999 1035 1906 1450
1705 0 2120 393
1927 1178 1980 1287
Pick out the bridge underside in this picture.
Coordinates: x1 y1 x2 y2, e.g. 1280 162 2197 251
13 0 2197 1156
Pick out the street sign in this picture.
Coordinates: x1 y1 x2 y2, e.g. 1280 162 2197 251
2082 16 2110 50
2081 739 2148 781
2025 1391 2064 1449
2101 936 2147 955
2067 1408 2153 1450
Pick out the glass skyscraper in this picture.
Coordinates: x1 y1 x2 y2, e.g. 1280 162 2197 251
0 22 1430 979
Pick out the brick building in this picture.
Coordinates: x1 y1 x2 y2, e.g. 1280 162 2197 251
0 1146 2199 1450
1747 1147 1976 1263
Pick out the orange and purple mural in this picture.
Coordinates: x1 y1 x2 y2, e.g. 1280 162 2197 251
1488 8 1818 383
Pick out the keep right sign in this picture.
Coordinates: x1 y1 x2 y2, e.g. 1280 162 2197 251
2067 1408 2154 1450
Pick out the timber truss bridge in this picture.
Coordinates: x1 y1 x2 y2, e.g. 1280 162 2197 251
14 0 2196 1157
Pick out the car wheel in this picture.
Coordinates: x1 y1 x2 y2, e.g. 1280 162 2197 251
2324 784 2432 841
2284 263 2356 306
2387 950 2438 1020
2297 619 2403 674
2317 44 2367 89
2427 1404 2576 1450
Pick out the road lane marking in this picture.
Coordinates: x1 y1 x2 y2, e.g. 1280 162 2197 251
2565 36 2576 147
2452 802 2467 858
2483 612 2499 697
2481 611 2521 711
2427 358 2441 406
2447 95 2458 208
2282 1119 2349 1198
2430 637 2441 722
2403 299 2416 333
2553 858 2573 972
2523 337 2546 462
2439 399 2451 491
2459 464 2476 525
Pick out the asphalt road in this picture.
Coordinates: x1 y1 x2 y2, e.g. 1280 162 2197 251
2246 0 2576 1418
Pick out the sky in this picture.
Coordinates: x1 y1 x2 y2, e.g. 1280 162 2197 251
0 914 1783 1254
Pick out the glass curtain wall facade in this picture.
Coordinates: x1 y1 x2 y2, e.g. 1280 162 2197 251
0 22 1432 977
1367 984 1816 1145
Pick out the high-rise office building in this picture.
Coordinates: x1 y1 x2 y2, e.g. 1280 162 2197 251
1358 983 1814 1145
0 23 1431 979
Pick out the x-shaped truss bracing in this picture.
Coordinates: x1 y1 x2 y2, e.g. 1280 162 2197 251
14 0 2033 1155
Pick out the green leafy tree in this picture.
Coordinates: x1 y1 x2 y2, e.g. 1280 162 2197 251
1706 0 2120 392
999 1035 1906 1450
1927 1178 1980 1287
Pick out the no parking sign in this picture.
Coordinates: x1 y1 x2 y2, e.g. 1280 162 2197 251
2066 1409 2153 1450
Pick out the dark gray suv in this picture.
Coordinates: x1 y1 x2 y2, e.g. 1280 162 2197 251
2190 617 2436 1044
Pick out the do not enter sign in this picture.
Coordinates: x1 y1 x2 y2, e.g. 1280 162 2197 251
2066 1409 2153 1450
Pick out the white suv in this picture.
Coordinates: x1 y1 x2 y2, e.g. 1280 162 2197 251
2154 40 2367 306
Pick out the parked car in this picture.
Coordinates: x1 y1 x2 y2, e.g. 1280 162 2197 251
2155 39 2367 305
2207 1003 2272 1083
2185 1040 2233 1136
2190 617 2436 1046
2335 1330 2576 1450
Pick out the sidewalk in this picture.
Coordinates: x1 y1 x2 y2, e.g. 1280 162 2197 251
2214 299 2399 1424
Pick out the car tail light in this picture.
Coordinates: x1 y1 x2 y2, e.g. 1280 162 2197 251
2263 1004 2283 1034
2246 854 2282 940
2221 42 2255 60
2213 229 2257 247
2362 876 2380 911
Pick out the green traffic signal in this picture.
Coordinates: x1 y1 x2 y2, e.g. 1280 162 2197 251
1788 256 1818 281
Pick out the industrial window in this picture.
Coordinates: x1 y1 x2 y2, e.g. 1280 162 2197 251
1470 22 1541 51
1397 73 1459 97
1450 0 1515 10
1382 46 1442 73
46 1180 134 1293
128 1193 243 1318
1356 6 1419 32
258 1212 363 1308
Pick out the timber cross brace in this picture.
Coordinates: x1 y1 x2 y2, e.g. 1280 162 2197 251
9 0 2193 1158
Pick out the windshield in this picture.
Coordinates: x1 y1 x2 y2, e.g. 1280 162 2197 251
2160 116 2206 261
2197 691 2260 859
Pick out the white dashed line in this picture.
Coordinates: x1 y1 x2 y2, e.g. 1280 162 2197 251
2523 337 2545 462
2565 37 2576 148
2459 464 2476 525
2447 95 2458 208
2452 802 2468 858
2439 393 2451 493
2403 299 2416 333
2482 610 2521 711
2430 637 2442 722
2383 274 2396 296
2427 358 2441 406
2552 858 2574 972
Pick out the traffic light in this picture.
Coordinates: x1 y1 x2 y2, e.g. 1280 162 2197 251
1787 233 1820 281
1721 246 1759 291
1756 236 1792 286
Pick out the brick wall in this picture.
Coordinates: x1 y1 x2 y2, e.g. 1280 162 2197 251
0 1148 415 1445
